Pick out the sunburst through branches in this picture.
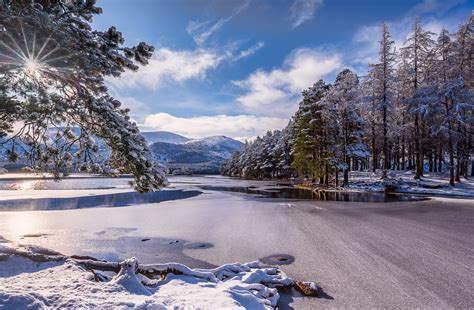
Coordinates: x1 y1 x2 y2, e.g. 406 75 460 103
0 19 72 80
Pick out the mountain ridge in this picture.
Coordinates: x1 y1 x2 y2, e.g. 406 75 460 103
146 132 243 175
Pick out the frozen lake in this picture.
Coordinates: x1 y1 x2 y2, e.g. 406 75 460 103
0 175 425 211
0 175 473 308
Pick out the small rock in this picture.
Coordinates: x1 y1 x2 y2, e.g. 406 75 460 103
294 281 319 297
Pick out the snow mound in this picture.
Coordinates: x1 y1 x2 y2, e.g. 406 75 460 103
0 245 299 309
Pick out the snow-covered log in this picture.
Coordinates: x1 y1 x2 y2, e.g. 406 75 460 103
0 244 320 309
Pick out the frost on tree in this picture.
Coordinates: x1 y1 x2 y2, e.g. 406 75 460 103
0 0 166 192
223 14 473 188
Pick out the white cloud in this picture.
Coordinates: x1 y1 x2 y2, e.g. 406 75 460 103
187 0 251 45
289 0 323 28
233 48 342 117
351 0 467 67
407 0 466 16
108 48 221 90
233 41 265 61
142 113 288 141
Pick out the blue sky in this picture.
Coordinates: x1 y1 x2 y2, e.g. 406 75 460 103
93 0 472 140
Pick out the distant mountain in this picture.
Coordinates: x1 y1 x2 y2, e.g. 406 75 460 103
141 131 190 144
149 135 243 175
1 129 243 175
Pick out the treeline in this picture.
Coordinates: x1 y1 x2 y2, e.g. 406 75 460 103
221 15 473 186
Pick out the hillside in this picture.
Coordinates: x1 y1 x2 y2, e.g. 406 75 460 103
150 135 243 174
141 131 190 144
0 130 243 175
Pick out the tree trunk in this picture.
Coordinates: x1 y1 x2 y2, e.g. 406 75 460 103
429 151 433 172
414 114 422 179
438 145 443 173
455 155 461 182
382 105 388 178
343 169 349 186
371 107 376 173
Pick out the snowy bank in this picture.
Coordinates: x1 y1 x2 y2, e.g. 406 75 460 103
344 171 474 198
0 244 317 309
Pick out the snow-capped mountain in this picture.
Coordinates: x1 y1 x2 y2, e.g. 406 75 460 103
141 131 190 144
149 134 243 174
1 130 243 174
184 136 244 158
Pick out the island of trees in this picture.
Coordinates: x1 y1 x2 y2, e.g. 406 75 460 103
222 14 473 187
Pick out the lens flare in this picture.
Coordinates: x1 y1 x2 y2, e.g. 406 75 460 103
0 20 72 80
23 58 41 75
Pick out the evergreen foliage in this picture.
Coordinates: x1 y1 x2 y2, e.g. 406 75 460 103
222 14 474 187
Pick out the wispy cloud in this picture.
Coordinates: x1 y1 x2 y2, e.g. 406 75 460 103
290 0 323 28
142 113 287 141
108 41 265 90
407 0 466 17
108 48 222 90
233 47 342 117
351 0 468 68
187 0 251 45
233 41 264 61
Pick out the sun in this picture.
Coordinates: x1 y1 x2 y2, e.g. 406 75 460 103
0 20 72 80
23 58 42 75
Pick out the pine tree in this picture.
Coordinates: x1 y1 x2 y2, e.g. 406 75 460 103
376 23 396 179
222 15 473 189
322 69 366 186
401 17 436 179
291 80 330 182
450 13 474 181
0 0 166 192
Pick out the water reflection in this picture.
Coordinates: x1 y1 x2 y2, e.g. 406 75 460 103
198 186 426 203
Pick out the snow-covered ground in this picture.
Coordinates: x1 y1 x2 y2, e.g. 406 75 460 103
0 242 299 309
347 170 474 197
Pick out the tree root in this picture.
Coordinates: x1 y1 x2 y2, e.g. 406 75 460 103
1 244 321 299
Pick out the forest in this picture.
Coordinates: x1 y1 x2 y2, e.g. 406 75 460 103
221 14 473 187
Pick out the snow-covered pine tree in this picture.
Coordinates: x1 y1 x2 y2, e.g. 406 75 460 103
322 69 367 186
0 0 166 192
450 13 473 181
434 28 457 185
222 15 472 188
291 80 330 183
359 68 380 173
376 23 396 179
401 17 436 179
273 126 293 178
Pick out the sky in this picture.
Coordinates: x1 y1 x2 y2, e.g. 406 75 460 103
92 0 472 141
